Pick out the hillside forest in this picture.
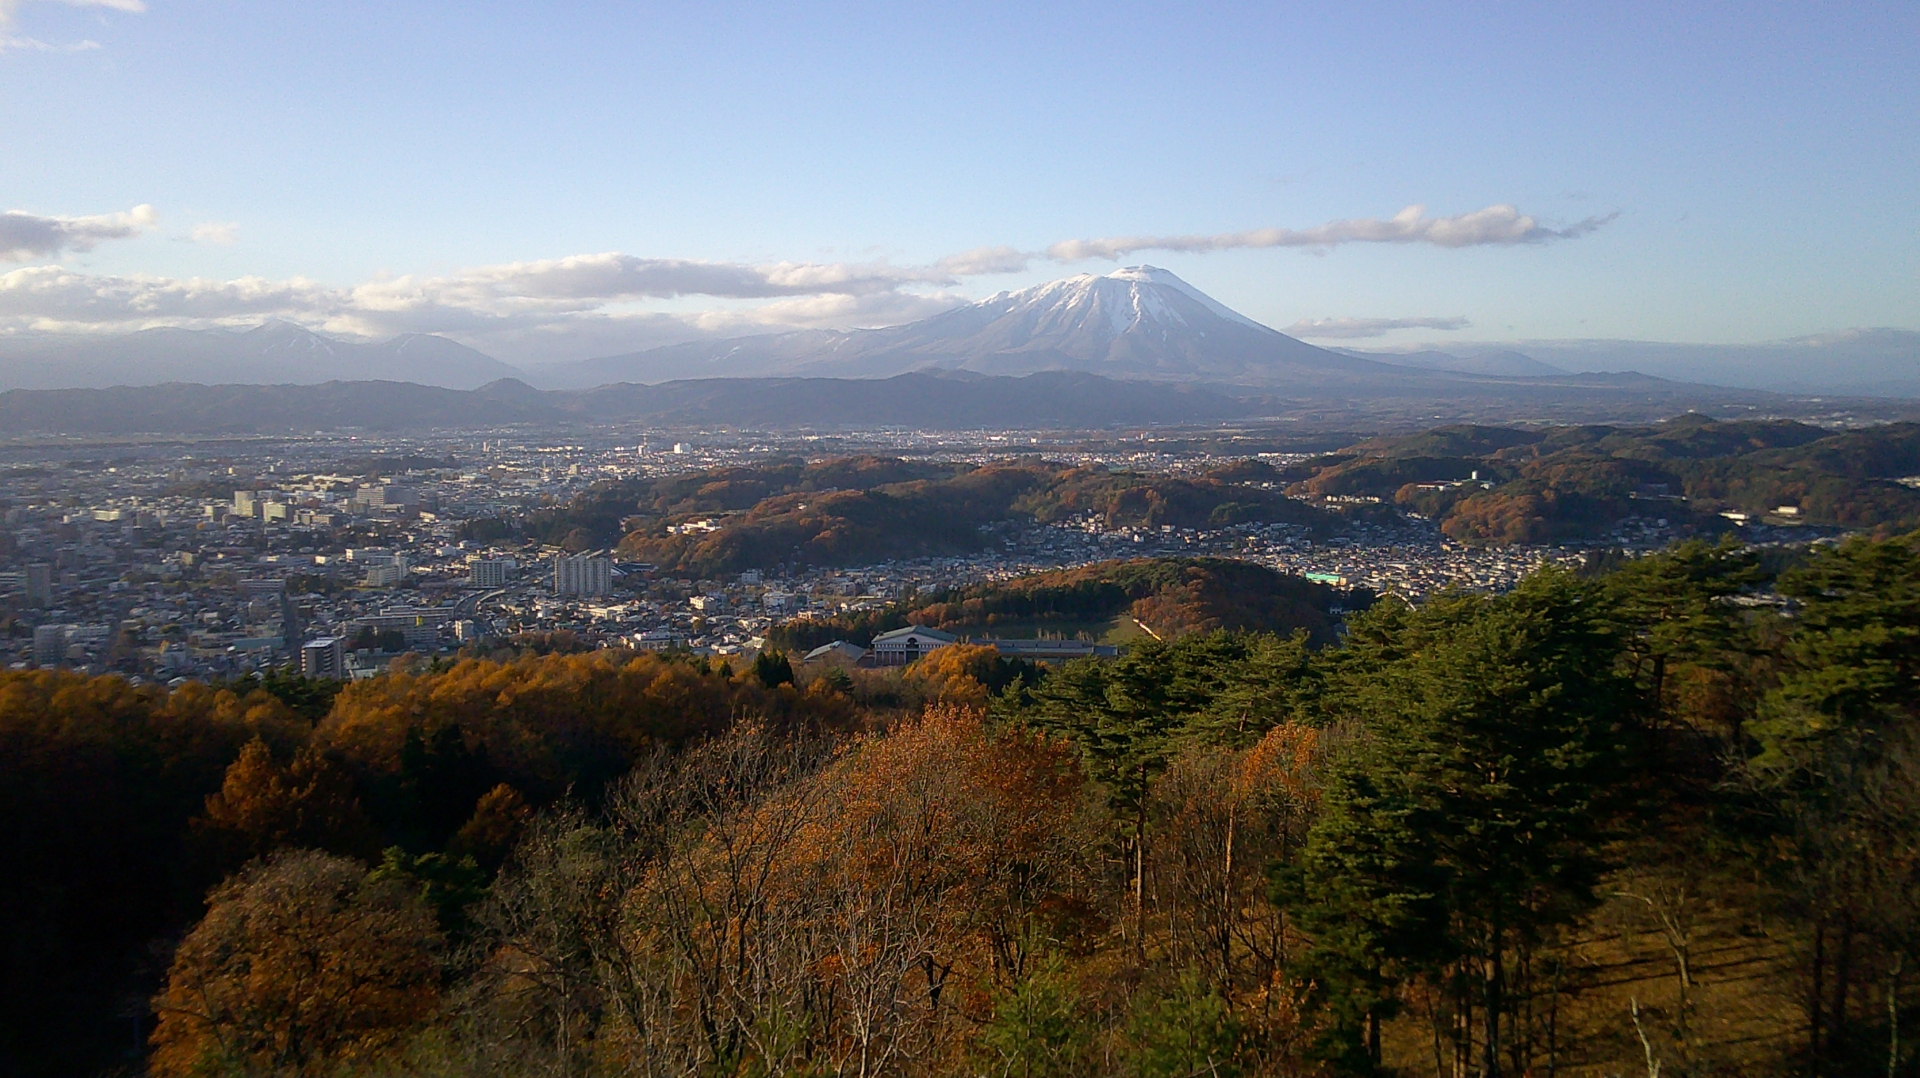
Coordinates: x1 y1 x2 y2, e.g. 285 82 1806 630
7 533 1920 1076
518 455 1328 575
495 418 1920 580
765 557 1367 653
1286 416 1920 544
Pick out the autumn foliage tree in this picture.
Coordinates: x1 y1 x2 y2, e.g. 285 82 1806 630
469 707 1092 1076
193 738 374 867
150 850 443 1077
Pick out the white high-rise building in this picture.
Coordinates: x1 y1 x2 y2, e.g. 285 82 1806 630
553 553 613 597
469 557 517 588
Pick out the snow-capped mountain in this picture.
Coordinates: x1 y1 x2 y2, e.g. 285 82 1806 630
0 322 523 390
549 266 1407 387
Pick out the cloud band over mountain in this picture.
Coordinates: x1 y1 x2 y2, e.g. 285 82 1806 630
1046 205 1617 261
1287 315 1472 339
0 201 1609 360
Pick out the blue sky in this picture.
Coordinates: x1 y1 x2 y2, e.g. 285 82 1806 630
1 0 1915 363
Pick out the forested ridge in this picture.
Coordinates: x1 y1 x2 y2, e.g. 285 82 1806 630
767 557 1367 652
495 417 1920 574
516 456 1326 574
6 536 1920 1076
1283 415 1920 543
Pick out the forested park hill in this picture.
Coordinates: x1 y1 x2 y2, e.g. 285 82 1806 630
6 534 1920 1076
518 417 1920 573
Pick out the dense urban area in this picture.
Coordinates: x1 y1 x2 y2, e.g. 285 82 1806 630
6 420 1811 681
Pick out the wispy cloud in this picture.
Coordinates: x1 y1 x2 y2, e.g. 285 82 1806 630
188 222 239 247
0 204 156 261
1286 315 1472 339
0 33 98 50
0 0 145 23
0 0 143 51
899 204 1616 276
1046 204 1617 261
933 245 1032 276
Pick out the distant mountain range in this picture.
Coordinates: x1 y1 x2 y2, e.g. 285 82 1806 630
1331 348 1568 378
0 321 521 391
0 372 1255 434
1341 330 1920 396
1480 330 1920 398
0 368 1899 436
0 268 1911 401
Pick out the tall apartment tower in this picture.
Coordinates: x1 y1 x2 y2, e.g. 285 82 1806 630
32 624 67 667
23 563 52 607
300 637 345 679
553 553 613 597
469 557 517 588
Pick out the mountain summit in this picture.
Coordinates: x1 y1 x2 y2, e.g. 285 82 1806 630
552 266 1399 387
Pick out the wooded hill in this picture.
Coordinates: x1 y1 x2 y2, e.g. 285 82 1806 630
767 556 1366 652
11 534 1920 1076
1283 414 1920 543
520 456 1328 576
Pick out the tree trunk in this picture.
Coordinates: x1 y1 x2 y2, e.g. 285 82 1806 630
1836 914 1856 1063
1813 920 1827 1078
1484 928 1504 1078
1221 800 1237 991
1424 982 1445 1078
1546 950 1564 1078
1134 763 1148 965
1454 979 1471 1078
1888 953 1902 1078
1513 936 1533 1076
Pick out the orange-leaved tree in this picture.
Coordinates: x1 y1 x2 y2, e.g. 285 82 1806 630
150 849 444 1077
193 737 374 868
